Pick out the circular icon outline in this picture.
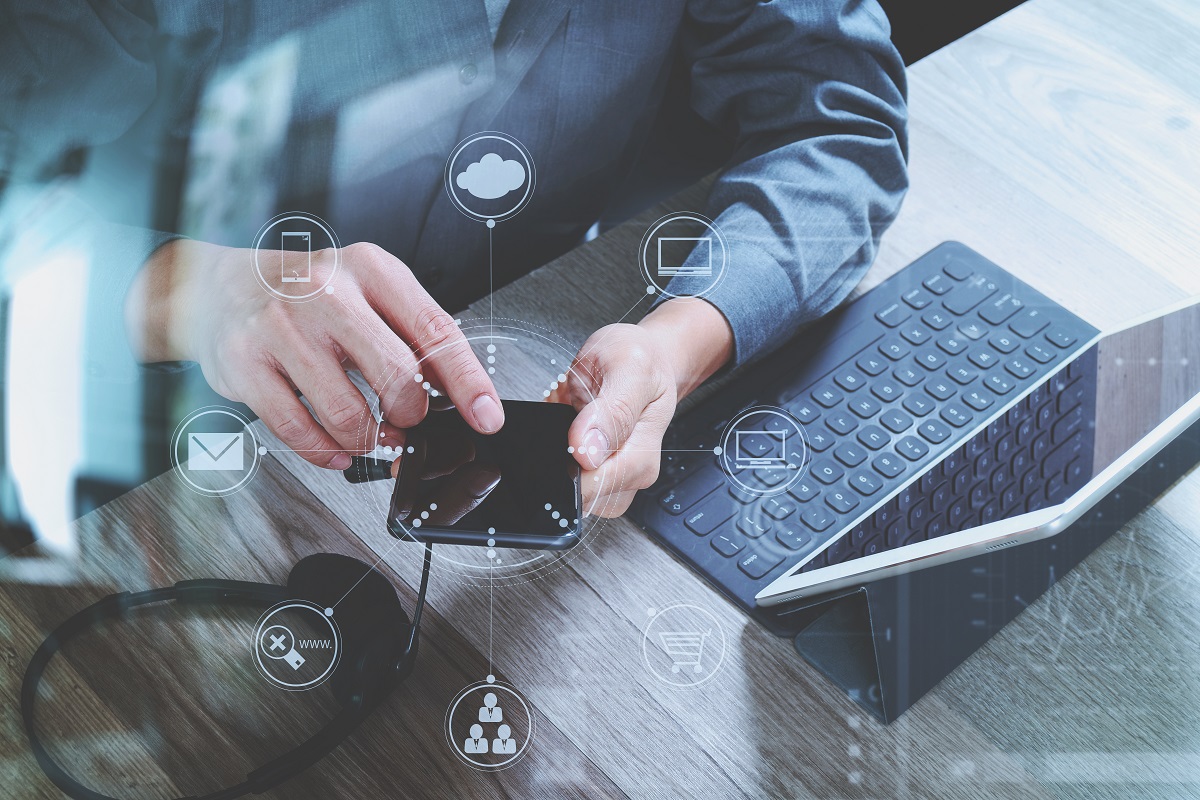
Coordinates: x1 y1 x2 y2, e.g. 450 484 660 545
638 212 728 300
259 625 296 660
252 601 341 691
641 603 728 688
445 679 534 770
251 211 341 302
169 406 261 497
444 132 536 223
717 405 811 498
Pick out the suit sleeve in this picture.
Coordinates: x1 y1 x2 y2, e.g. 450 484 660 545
672 0 909 366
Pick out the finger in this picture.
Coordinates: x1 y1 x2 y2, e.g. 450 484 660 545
426 462 502 525
359 250 503 434
283 353 377 454
568 366 663 471
235 369 352 470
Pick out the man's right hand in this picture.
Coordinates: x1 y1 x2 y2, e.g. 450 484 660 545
126 239 504 470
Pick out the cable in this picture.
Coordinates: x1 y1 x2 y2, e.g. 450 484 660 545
407 543 433 653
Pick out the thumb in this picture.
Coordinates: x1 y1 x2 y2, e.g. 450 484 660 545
568 366 658 470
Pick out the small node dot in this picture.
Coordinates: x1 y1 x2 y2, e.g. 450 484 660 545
422 381 431 390
420 511 429 519
593 475 600 482
382 445 393 455
544 503 553 511
325 607 334 616
486 674 496 683
567 446 575 453
550 359 557 365
488 367 495 374
647 607 657 617
646 285 656 294
258 446 267 455
487 548 496 559
557 373 567 383
495 557 501 563
324 284 335 294
1182 358 1190 366
430 389 440 397
1149 357 1158 366
380 430 386 438
550 381 559 390
412 518 422 527
486 219 496 229
848 744 862 758
552 510 561 519
543 390 552 398
487 527 496 534
713 446 723 455
559 519 568 528
407 445 416 454
487 344 497 354
414 373 423 382
487 355 496 364
429 503 438 510
588 445 598 455
573 518 579 525
487 538 496 547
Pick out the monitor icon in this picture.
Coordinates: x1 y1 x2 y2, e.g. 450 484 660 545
657 236 712 277
281 231 312 283
735 429 787 469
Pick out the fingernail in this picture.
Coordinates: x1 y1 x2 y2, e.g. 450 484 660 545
582 428 610 469
472 395 504 433
330 453 352 470
466 467 502 497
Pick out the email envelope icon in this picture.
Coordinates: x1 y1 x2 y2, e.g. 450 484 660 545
188 432 245 471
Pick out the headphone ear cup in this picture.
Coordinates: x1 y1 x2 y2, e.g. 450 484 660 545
287 554 408 705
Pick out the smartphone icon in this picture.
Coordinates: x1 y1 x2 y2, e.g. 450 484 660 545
281 231 311 283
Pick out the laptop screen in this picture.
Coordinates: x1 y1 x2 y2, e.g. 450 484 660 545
1092 299 1200 475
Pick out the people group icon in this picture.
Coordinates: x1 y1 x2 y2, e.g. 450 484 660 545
459 691 518 757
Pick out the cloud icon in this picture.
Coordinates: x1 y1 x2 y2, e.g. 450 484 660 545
456 152 526 200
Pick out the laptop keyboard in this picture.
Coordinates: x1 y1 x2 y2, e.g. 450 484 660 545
634 243 1099 611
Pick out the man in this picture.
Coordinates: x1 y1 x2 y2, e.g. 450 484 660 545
0 0 906 527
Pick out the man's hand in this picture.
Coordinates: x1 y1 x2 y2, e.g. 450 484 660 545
550 298 734 517
126 239 504 470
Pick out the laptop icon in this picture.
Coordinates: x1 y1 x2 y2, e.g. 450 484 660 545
734 429 788 469
657 236 712 277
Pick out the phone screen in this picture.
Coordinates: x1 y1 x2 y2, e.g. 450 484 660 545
388 400 581 549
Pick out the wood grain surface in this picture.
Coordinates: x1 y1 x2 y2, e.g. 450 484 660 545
4 0 1200 797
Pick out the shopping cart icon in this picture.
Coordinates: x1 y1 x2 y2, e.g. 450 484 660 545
658 629 711 674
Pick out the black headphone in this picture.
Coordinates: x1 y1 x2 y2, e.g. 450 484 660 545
21 545 433 800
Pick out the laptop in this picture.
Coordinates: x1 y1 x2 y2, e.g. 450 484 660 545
630 242 1200 610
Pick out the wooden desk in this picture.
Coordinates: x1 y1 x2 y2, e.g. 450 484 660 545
4 0 1200 796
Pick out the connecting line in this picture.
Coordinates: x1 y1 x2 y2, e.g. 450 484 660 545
488 223 494 340
488 559 494 675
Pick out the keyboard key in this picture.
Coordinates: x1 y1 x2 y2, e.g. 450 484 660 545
873 452 906 478
834 442 868 467
985 372 1017 395
763 496 797 520
1005 357 1036 379
990 332 1019 353
857 425 890 450
807 429 835 452
728 486 758 504
826 488 860 513
902 287 934 309
801 505 837 532
940 403 973 427
921 309 953 330
948 497 970 528
849 470 884 496
916 350 945 371
908 498 930 528
903 393 935 416
880 408 915 433
901 324 931 345
788 479 820 503
943 275 998 315
885 518 906 547
870 379 903 403
875 302 912 328
738 550 783 579
893 365 923 386
926 515 947 539
659 467 723 515
968 349 999 369
952 464 972 495
684 493 738 536
811 384 843 408
931 481 951 513
863 537 883 557
811 460 845 484
923 273 952 295
848 396 881 419
880 339 911 361
1057 379 1086 413
791 402 820 425
776 526 812 551
958 321 988 340
1046 328 1077 348
826 412 858 435
924 378 955 401
753 469 786 488
711 533 747 557
1009 308 1051 338
1052 405 1085 444
944 260 973 280
896 436 930 461
1025 343 1056 364
937 334 968 355
917 419 952 444
979 294 1023 324
856 354 888 376
834 368 867 392
947 365 978 385
737 516 772 538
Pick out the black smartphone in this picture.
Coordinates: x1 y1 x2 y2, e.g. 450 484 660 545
387 400 582 549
